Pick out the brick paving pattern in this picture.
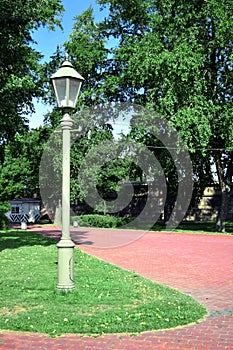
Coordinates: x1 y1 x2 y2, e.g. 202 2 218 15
0 226 232 349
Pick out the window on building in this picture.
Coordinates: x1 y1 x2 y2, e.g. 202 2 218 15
11 206 20 214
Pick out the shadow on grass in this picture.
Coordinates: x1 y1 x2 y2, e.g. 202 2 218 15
150 221 233 234
174 221 233 234
177 221 216 232
0 230 56 252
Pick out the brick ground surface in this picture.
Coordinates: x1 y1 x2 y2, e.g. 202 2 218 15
0 225 232 349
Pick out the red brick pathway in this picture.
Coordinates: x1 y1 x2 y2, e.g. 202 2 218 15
0 226 232 349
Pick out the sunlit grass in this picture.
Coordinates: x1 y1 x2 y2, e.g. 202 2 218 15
0 230 207 336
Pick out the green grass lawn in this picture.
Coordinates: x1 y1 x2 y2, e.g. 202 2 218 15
72 214 233 234
0 230 207 337
175 221 233 234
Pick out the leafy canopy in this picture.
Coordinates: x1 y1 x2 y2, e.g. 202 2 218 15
0 0 64 147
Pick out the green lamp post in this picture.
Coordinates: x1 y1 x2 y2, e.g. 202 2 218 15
51 55 84 291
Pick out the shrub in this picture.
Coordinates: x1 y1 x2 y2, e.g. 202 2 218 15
0 210 9 230
71 214 131 228
0 202 9 230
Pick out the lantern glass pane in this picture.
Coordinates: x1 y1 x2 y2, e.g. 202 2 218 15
53 78 66 107
69 78 82 108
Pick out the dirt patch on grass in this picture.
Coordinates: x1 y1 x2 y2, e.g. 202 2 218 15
0 305 42 316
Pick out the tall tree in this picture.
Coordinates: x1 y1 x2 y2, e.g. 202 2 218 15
39 118 115 220
92 0 233 231
46 1 232 230
64 7 110 107
0 0 63 160
0 127 51 201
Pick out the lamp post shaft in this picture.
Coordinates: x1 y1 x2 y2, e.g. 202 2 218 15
51 56 84 292
57 111 75 291
61 112 72 240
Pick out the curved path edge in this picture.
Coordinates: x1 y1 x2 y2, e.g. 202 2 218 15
0 226 232 349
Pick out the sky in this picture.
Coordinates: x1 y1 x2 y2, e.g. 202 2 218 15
30 0 108 128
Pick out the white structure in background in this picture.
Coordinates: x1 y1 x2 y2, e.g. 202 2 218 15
9 198 41 223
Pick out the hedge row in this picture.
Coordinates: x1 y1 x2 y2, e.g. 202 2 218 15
71 214 131 228
0 211 9 230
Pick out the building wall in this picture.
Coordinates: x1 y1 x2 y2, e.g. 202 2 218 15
185 186 233 222
9 200 40 223
73 185 233 223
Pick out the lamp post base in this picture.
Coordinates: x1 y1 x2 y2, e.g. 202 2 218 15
57 239 75 291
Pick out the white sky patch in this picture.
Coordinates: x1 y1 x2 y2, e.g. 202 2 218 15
29 98 52 129
29 0 109 129
108 112 132 139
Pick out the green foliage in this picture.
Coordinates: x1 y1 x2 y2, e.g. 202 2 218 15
73 142 142 206
0 127 51 201
70 123 115 203
0 230 207 336
64 7 110 106
0 201 9 230
0 209 9 230
176 221 233 234
72 214 131 228
96 0 233 149
0 0 64 148
62 0 233 231
72 215 233 234
39 127 63 211
39 119 116 212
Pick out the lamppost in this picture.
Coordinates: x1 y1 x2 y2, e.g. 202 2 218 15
51 55 84 291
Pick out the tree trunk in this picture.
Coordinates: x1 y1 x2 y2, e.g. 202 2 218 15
215 183 230 232
215 153 233 232
54 200 62 226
